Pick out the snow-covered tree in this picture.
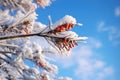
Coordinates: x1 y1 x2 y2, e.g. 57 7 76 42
0 0 87 80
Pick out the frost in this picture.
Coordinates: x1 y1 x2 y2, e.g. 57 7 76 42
58 77 72 80
0 0 87 80
52 15 76 30
37 0 52 7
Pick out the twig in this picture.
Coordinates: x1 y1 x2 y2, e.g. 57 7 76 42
0 51 16 54
45 37 61 54
5 10 34 32
0 33 38 40
0 32 66 41
0 43 19 48
48 15 53 30
0 57 10 64
0 52 12 59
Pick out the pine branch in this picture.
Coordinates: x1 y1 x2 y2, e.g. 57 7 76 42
0 52 12 59
0 32 64 41
0 33 38 40
0 51 16 54
0 43 19 47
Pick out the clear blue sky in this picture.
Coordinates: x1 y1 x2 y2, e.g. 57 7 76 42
36 0 120 80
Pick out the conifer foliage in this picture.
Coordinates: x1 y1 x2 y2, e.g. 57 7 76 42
0 0 87 80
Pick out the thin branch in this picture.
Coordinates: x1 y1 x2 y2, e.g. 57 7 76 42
39 26 49 34
0 33 38 40
0 32 65 41
0 57 10 64
48 15 53 30
0 57 23 79
5 10 35 32
0 43 19 48
0 51 16 54
0 52 12 59
45 37 61 54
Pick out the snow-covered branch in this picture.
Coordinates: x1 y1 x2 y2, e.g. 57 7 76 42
0 0 87 80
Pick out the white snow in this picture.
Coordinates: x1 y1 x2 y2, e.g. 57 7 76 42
52 15 76 29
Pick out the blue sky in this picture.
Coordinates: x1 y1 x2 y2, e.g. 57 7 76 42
36 0 120 80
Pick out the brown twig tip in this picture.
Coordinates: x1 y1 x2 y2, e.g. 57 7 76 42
36 0 51 7
49 23 75 34
55 23 74 32
53 37 78 51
